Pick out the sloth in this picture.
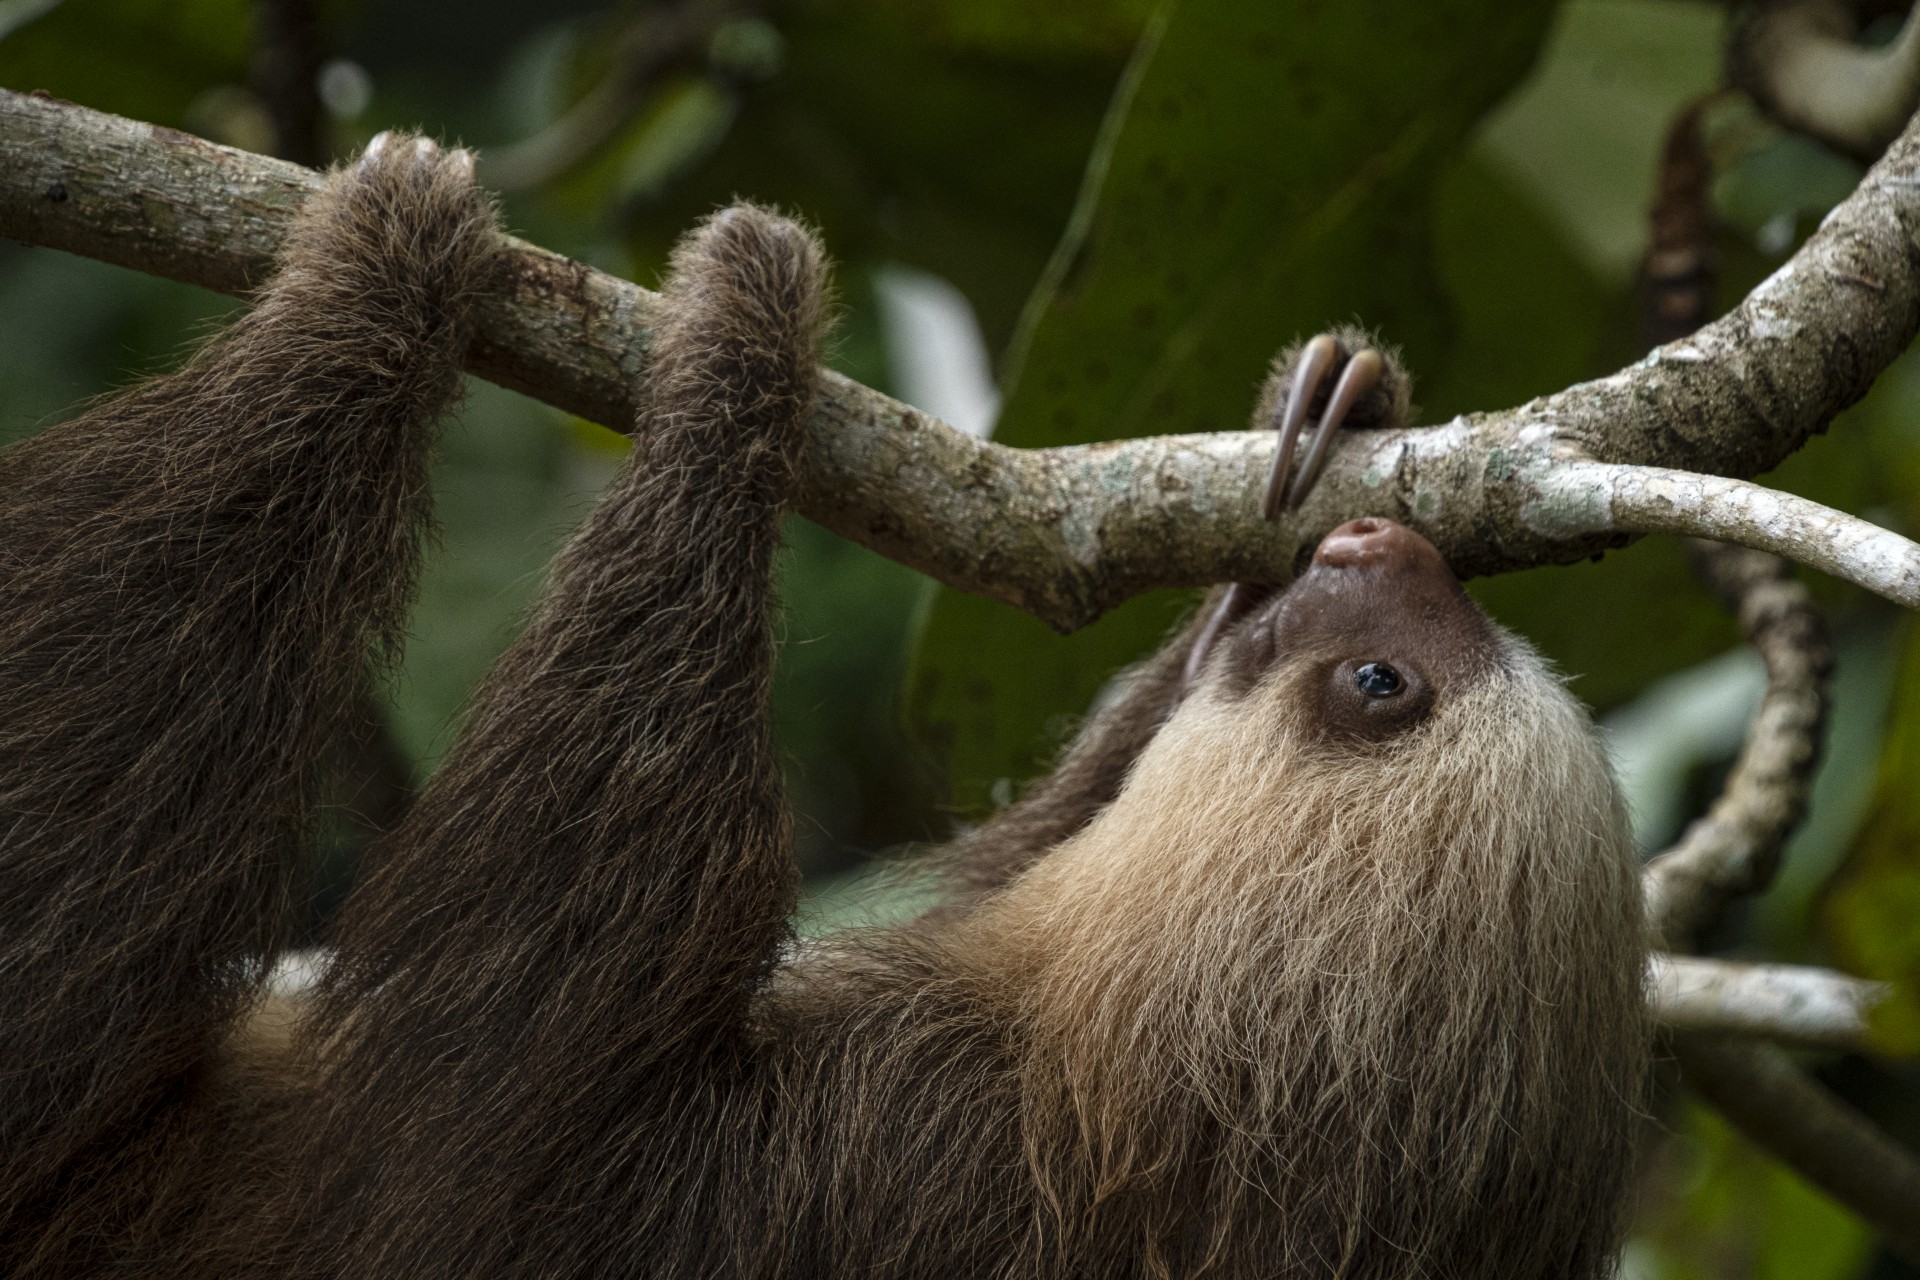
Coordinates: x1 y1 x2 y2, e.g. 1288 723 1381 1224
0 134 1647 1279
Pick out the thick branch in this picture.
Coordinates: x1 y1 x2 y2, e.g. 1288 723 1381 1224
1651 955 1888 1051
1641 543 1833 945
1672 1033 1920 1263
8 89 1920 629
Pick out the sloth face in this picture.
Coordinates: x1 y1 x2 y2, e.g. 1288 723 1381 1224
1201 517 1510 746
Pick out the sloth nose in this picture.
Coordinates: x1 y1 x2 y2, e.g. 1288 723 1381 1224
1312 517 1450 577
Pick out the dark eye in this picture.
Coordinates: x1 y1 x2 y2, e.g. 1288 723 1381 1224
1353 662 1402 698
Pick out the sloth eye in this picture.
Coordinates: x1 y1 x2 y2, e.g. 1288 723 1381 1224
1353 662 1403 698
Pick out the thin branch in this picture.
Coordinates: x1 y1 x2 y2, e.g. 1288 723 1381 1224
1671 1033 1920 1263
1530 462 1920 611
1731 0 1920 163
1640 543 1833 945
8 89 1920 629
1651 955 1889 1051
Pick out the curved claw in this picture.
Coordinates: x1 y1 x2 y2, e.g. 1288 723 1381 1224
1182 581 1267 691
1284 347 1383 511
1264 334 1339 521
1187 337 1386 692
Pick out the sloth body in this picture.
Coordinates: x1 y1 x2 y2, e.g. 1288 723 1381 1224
0 140 1645 1279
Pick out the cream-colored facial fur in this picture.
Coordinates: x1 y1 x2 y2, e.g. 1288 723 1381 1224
967 627 1647 1276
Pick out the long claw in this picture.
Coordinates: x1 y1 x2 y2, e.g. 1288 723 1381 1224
1284 347 1383 510
1189 336 1382 693
1182 582 1265 691
1264 334 1339 522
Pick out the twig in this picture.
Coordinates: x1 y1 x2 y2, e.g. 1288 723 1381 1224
1651 955 1888 1051
250 0 326 168
1530 462 1919 611
1671 1033 1920 1263
8 90 1920 629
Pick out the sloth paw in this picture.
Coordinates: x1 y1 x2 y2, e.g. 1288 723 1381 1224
1254 327 1413 514
355 130 476 183
285 130 498 300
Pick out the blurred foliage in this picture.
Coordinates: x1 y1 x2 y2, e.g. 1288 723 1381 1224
7 0 1920 1270
1635 1099 1875 1280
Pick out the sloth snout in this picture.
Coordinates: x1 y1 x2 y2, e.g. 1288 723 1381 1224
1311 517 1449 580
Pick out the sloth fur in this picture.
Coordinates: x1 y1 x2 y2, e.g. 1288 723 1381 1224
0 134 1646 1280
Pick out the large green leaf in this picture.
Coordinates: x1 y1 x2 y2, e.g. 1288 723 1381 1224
0 0 250 128
908 0 1563 811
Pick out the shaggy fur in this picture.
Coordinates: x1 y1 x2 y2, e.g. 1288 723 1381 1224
0 138 1647 1279
0 137 499 1276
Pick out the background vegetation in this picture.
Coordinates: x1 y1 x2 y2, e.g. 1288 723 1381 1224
2 0 1918 1271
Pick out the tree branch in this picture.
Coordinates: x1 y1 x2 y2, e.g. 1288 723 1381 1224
1651 954 1889 1051
7 88 1920 629
1642 543 1833 946
1672 1033 1920 1263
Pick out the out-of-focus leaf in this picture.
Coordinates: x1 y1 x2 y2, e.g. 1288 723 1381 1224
909 0 1561 811
773 517 937 876
612 76 738 208
1825 619 1920 1056
1425 151 1612 418
1715 131 1863 245
390 382 591 774
0 0 249 127
1636 1100 1873 1280
611 2 1136 352
893 0 1155 60
1477 0 1724 283
1755 622 1903 954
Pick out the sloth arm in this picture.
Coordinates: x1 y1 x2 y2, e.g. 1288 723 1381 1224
293 207 827 1275
0 140 495 1252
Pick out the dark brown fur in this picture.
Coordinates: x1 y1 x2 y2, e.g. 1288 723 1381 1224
0 143 1645 1279
0 137 499 1276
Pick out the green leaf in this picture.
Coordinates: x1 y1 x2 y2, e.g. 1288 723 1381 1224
1476 0 1725 283
1635 1101 1873 1280
908 0 1562 811
1824 619 1920 1055
0 0 251 129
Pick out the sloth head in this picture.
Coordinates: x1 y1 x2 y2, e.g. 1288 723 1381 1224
1014 515 1638 912
972 517 1646 1277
